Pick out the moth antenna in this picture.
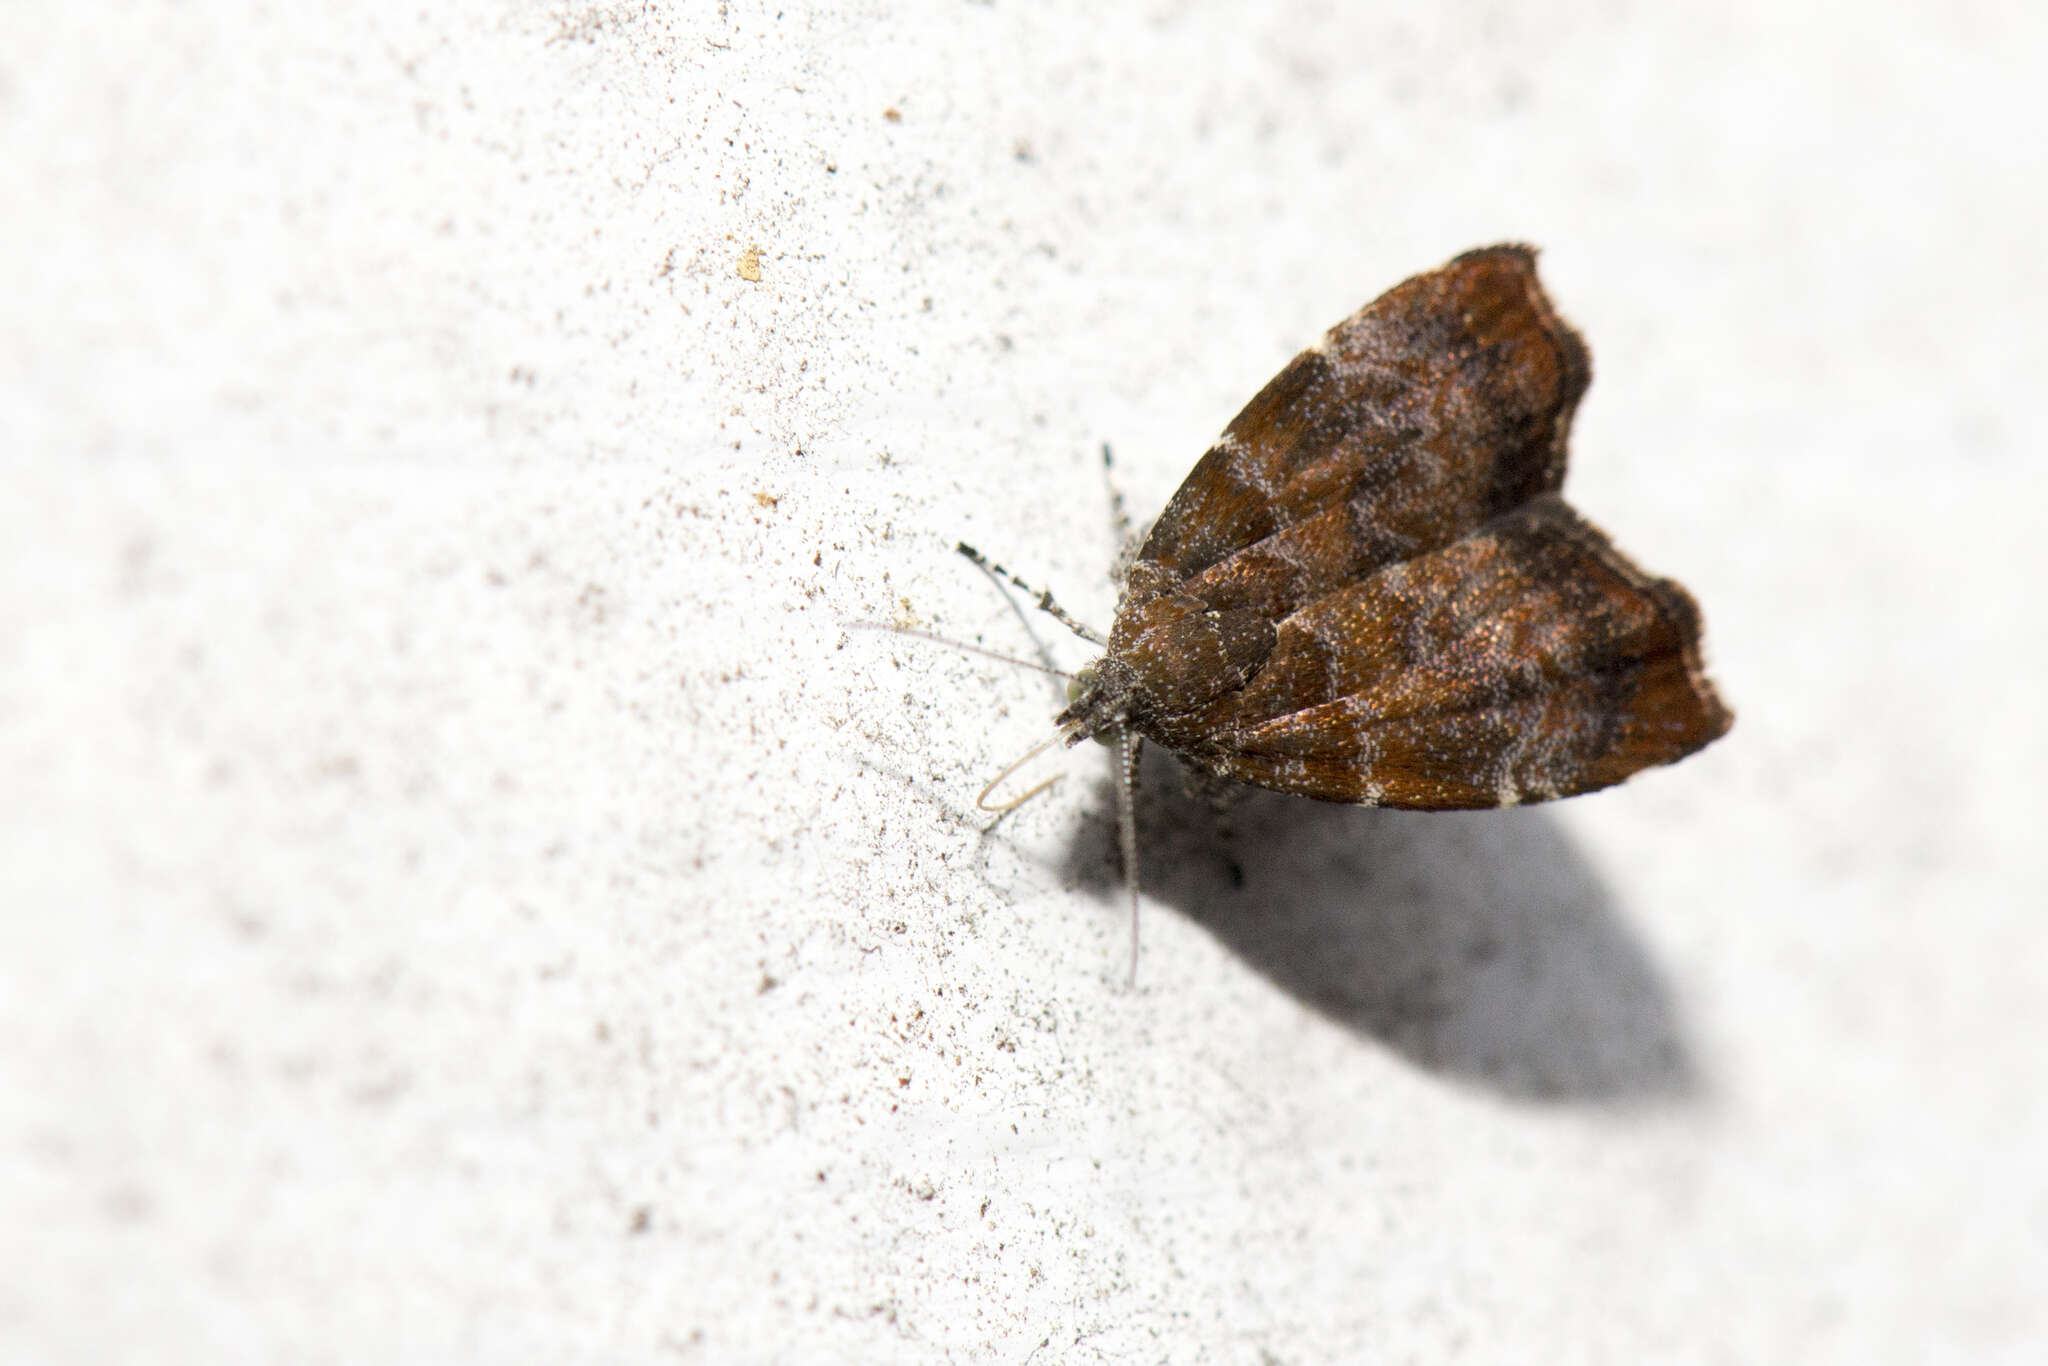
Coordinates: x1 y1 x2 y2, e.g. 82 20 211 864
956 542 1109 647
839 620 1076 681
1101 444 1148 589
1100 442 1133 550
975 733 1065 815
1114 729 1144 988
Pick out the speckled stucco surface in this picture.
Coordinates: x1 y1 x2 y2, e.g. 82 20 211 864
4 3 2044 1361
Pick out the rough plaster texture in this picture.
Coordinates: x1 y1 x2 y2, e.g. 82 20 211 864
4 2 2044 1361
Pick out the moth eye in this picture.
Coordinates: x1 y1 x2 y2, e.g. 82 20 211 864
1063 667 1119 747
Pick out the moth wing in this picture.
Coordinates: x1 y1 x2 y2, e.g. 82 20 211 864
1178 495 1731 808
1119 245 1591 636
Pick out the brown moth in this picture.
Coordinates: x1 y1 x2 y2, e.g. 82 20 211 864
971 245 1730 979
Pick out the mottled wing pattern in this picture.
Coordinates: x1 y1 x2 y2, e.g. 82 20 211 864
1157 494 1731 808
1113 245 1591 644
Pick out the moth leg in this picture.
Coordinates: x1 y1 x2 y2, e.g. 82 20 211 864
955 541 1108 647
1114 729 1144 987
1181 765 1247 888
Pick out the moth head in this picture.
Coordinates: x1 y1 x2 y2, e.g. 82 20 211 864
1058 660 1127 748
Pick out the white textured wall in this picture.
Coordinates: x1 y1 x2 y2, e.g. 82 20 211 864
5 2 2044 1361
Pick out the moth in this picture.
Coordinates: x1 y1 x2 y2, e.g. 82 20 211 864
963 245 1730 980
